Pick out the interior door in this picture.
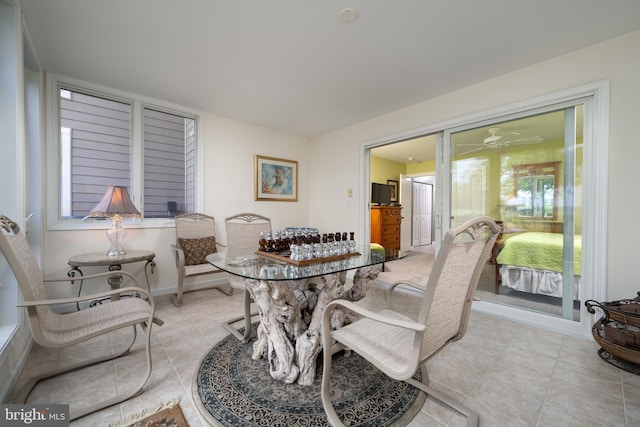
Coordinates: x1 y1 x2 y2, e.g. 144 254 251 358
412 183 420 246
412 181 433 246
399 174 412 251
419 183 433 245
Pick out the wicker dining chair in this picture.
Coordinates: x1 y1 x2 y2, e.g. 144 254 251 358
0 214 163 421
222 213 272 342
321 216 500 427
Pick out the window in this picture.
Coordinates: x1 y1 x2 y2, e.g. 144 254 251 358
143 108 196 217
60 88 131 218
512 162 560 220
48 78 201 228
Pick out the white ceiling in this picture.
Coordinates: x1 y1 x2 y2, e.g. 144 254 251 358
372 135 438 165
20 0 640 142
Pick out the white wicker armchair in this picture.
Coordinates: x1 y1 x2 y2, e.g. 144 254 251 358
321 216 500 427
0 214 163 421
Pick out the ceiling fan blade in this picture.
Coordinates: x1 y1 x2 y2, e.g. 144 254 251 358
502 136 543 145
456 145 487 155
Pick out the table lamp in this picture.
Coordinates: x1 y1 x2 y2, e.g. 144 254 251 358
88 186 141 257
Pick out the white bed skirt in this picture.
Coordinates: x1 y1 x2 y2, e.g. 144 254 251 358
499 265 580 300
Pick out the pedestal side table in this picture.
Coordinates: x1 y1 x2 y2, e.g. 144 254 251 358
68 250 156 306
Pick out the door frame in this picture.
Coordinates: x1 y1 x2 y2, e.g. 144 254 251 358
399 174 412 252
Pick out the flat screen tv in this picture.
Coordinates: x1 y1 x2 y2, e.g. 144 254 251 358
371 183 392 206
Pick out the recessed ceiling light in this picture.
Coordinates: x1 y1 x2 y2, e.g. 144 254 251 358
339 8 358 24
408 157 414 161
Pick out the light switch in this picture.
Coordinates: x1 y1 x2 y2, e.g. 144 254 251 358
347 188 353 197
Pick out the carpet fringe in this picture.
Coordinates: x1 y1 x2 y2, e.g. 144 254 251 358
106 396 181 427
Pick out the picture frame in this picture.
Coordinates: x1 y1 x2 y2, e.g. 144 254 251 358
255 155 298 201
387 179 399 203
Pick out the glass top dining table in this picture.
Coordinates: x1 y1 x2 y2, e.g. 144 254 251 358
205 244 405 386
206 245 405 281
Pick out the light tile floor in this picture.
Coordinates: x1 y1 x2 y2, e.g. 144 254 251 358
10 285 639 427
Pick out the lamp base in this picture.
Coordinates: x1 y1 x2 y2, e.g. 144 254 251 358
106 214 128 257
107 245 126 258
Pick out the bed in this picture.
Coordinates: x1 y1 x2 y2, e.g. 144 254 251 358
495 231 581 299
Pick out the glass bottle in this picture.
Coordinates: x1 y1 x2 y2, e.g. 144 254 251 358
266 231 274 252
277 230 286 252
259 231 267 252
348 232 356 253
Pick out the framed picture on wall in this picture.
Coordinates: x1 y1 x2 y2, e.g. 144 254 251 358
387 179 398 203
255 155 298 201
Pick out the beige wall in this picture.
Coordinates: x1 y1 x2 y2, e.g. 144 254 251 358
309 29 640 301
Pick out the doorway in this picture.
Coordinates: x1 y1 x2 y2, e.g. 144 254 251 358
411 178 433 248
370 135 437 252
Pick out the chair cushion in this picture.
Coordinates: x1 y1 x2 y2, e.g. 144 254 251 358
179 236 217 265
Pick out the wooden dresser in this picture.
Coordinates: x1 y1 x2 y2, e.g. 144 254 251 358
370 206 402 250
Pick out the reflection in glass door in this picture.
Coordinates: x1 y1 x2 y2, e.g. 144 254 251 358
448 107 583 321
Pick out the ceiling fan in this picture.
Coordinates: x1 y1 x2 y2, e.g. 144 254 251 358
457 127 543 155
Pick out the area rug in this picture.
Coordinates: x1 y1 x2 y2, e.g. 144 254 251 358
193 324 426 426
107 398 189 427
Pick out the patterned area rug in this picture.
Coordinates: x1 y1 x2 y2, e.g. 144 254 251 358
193 324 426 426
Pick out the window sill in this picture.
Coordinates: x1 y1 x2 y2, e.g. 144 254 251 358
47 217 177 231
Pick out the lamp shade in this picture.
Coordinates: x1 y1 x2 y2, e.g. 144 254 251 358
88 186 141 218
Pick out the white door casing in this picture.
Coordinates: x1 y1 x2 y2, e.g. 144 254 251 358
399 174 412 252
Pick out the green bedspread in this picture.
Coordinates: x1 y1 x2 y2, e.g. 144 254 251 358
496 232 582 275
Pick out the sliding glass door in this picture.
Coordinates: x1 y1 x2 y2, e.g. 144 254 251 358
364 81 607 335
444 106 583 321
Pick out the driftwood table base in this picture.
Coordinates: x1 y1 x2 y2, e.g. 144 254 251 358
246 265 382 385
